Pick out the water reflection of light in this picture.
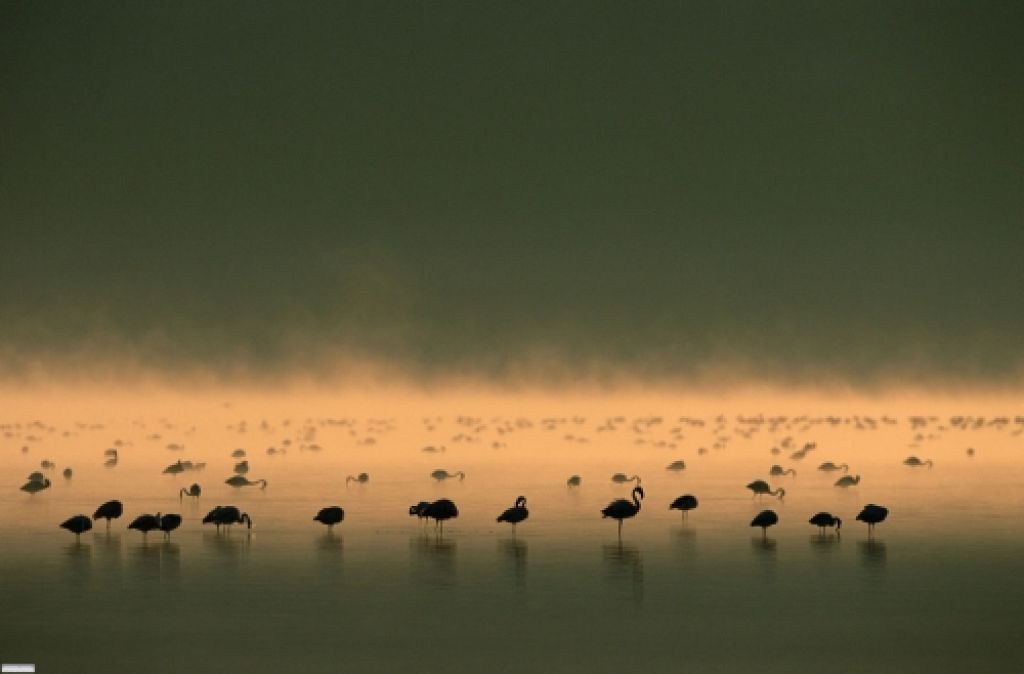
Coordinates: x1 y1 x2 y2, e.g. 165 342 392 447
409 535 457 589
498 538 527 587
808 534 840 556
602 542 644 605
858 539 887 569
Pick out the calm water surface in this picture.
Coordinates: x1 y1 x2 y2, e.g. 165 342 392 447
1 412 1022 672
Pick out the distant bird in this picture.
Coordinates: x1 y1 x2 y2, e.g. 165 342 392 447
103 448 118 457
104 450 118 467
180 483 201 500
431 469 465 481
421 445 446 453
314 506 345 529
965 447 975 457
903 456 933 468
669 494 698 519
202 505 252 531
409 501 431 521
790 442 816 460
233 460 249 475
746 480 785 499
610 473 640 484
566 475 582 487
346 473 369 484
93 500 123 528
60 514 93 538
63 467 73 479
231 449 246 458
158 514 182 539
26 471 46 483
496 496 529 530
808 512 842 535
751 509 779 540
224 476 267 489
422 498 459 533
818 462 849 473
128 513 161 536
601 485 644 537
856 504 888 536
40 460 55 469
666 460 686 471
20 478 51 494
163 460 186 475
769 465 796 477
834 475 861 488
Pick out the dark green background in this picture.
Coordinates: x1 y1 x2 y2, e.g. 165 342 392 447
2 2 1021 382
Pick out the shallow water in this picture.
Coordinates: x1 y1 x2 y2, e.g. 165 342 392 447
2 409 1022 672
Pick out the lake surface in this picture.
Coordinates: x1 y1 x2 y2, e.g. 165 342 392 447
2 407 1022 672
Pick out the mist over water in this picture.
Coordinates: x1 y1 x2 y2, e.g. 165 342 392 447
2 386 1022 672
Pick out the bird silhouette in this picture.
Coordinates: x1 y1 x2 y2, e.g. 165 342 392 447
346 473 369 484
202 505 252 531
789 442 817 460
158 514 182 539
63 467 73 479
817 462 849 473
233 460 249 475
669 494 698 519
20 478 51 494
808 512 841 535
602 485 644 538
496 496 529 531
834 475 861 488
566 475 582 487
903 456 933 467
26 471 46 483
314 506 345 529
666 461 686 471
224 476 267 489
93 500 123 529
423 498 459 533
746 480 785 499
231 449 246 458
610 473 641 484
409 501 431 521
163 460 186 475
128 513 161 536
60 514 93 538
40 460 55 470
430 469 465 481
769 465 796 477
104 450 118 468
179 483 201 500
856 504 888 537
750 509 778 540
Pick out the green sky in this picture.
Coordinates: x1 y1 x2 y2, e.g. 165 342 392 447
2 2 1022 383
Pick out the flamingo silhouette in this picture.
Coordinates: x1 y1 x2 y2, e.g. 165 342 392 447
93 500 123 529
60 514 93 538
566 475 582 487
422 499 459 533
602 486 644 538
225 476 267 489
834 475 861 488
128 513 161 536
431 470 465 481
903 456 933 467
856 504 888 537
669 494 698 519
20 478 51 494
180 483 201 500
817 462 849 473
750 509 778 540
202 505 252 531
314 506 345 529
158 514 182 539
746 480 785 499
808 512 841 535
496 496 529 531
346 473 369 484
769 465 796 477
233 460 249 475
610 473 640 484
665 461 686 471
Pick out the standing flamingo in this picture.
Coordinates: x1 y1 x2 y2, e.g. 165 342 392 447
601 486 644 538
856 504 888 537
423 499 459 533
314 506 345 529
746 480 785 499
224 476 267 489
610 473 640 484
346 473 369 484
128 513 161 536
60 515 93 538
566 475 582 487
834 475 861 488
180 483 201 500
496 496 529 531
202 505 252 531
769 465 796 477
751 510 778 540
669 494 698 519
818 462 849 473
808 512 841 535
158 514 182 539
93 500 123 529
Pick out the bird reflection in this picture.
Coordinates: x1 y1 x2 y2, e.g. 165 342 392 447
602 542 644 605
318 531 343 553
858 539 887 571
202 530 250 570
130 540 181 579
808 534 840 556
409 535 457 588
750 536 778 555
499 538 528 587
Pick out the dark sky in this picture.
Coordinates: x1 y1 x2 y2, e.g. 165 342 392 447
2 2 1022 383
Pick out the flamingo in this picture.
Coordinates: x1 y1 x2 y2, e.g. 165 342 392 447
834 475 861 488
40 460 55 469
346 473 369 484
903 456 933 467
430 469 465 481
26 471 46 483
746 480 785 499
409 501 431 521
818 462 849 473
225 476 267 489
856 504 888 537
669 494 698 519
233 460 249 475
63 467 73 479
231 449 246 458
163 461 186 475
128 513 161 536
496 496 529 531
20 478 51 494
769 465 796 477
422 499 459 533
93 500 123 528
750 509 778 540
790 442 816 460
60 514 93 538
158 514 182 539
104 450 118 467
610 473 641 484
808 512 841 535
666 460 686 471
566 475 582 487
202 506 252 531
180 483 201 500
314 506 345 529
601 485 644 538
